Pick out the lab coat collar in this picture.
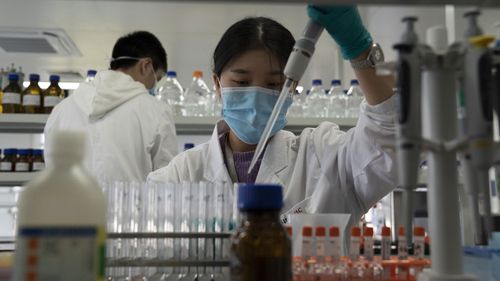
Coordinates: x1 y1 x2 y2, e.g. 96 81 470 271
204 120 233 183
204 120 290 184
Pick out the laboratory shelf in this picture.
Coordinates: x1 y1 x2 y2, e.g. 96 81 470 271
0 172 38 186
0 114 357 135
0 114 48 133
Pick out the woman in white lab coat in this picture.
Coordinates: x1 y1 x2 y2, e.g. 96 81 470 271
149 6 396 226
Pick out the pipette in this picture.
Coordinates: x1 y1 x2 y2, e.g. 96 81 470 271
248 20 324 174
394 16 422 244
460 10 495 245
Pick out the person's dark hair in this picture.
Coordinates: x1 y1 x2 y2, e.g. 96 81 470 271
212 17 295 77
110 31 167 71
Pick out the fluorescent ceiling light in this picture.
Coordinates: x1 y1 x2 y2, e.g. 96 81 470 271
23 81 80 90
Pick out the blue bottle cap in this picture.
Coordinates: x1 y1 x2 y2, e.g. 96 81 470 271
350 79 359 85
167 71 177 77
8 73 19 81
18 149 31 156
29 74 40 82
87 70 97 77
184 143 195 150
49 75 60 82
238 184 283 211
3 149 18 155
312 79 322 86
32 149 44 156
331 79 341 86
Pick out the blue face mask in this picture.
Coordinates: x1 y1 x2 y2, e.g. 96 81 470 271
221 86 293 145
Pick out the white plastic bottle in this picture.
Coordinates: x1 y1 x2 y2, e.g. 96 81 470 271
306 79 327 118
156 71 184 116
13 131 107 281
347 79 363 118
327 79 348 118
182 70 211 117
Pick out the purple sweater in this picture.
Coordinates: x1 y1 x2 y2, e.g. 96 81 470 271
233 150 262 183
220 133 263 183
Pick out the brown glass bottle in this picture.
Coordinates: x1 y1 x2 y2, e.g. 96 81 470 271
230 184 292 281
15 149 31 172
0 149 17 172
43 75 62 114
31 149 45 171
2 73 22 113
22 74 43 114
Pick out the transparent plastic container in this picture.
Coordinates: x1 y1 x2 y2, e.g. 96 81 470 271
346 79 363 118
182 70 211 117
305 79 327 118
327 79 348 118
156 71 184 116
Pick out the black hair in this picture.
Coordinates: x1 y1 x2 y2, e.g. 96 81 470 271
212 17 295 77
110 31 167 71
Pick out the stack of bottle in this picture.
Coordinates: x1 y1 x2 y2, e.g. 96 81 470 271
289 225 430 281
155 70 221 117
289 79 363 119
0 73 63 114
0 148 45 172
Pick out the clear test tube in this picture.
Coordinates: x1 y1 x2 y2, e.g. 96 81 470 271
197 182 209 278
188 182 199 279
155 182 174 279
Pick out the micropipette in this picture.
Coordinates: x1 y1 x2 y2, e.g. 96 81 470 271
248 20 324 174
394 16 422 244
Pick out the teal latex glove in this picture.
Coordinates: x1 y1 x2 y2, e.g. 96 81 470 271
307 5 373 60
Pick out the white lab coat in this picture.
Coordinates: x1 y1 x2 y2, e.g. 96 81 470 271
45 70 178 182
148 96 396 228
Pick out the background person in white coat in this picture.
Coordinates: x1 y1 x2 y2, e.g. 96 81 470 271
148 7 396 229
45 31 178 182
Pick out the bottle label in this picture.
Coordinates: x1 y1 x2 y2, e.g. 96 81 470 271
2 92 21 105
0 162 12 171
32 162 45 171
23 95 41 106
13 226 106 281
15 162 29 172
315 240 325 257
44 96 62 107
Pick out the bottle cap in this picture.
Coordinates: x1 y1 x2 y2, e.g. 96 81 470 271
398 226 405 236
351 226 361 237
414 226 425 237
237 184 283 211
167 71 177 77
329 226 340 237
312 79 322 86
87 70 97 77
29 74 40 82
331 79 341 86
382 226 391 237
49 75 60 82
302 226 313 237
315 226 326 237
3 148 18 155
364 227 374 237
8 73 19 81
350 79 359 85
192 70 203 78
184 143 195 150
